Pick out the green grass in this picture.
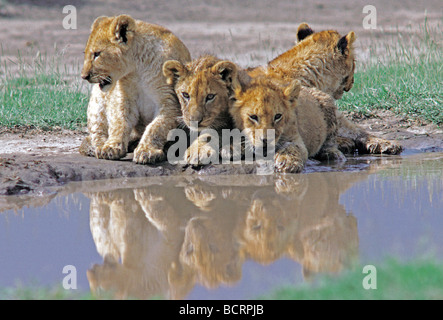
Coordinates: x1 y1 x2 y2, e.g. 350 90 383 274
0 51 88 130
0 283 97 300
0 21 441 130
261 259 443 300
337 21 442 125
337 57 442 125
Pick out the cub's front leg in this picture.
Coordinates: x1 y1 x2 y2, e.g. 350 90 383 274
316 133 347 162
274 137 308 173
134 106 181 164
80 86 108 157
96 95 138 160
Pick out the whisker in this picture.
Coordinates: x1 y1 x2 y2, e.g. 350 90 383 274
177 122 187 130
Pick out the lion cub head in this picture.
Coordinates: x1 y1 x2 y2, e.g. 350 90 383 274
230 77 301 151
163 55 245 132
81 15 137 91
265 23 356 100
296 23 356 98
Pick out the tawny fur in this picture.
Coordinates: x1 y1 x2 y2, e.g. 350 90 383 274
249 28 356 100
248 23 402 155
230 77 345 173
79 14 191 163
163 55 250 165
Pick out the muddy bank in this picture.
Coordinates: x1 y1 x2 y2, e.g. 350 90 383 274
1 110 442 197
2 149 403 214
0 151 376 197
0 152 262 196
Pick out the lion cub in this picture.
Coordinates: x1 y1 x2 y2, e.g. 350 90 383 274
249 24 356 101
230 77 344 173
163 55 249 165
79 14 191 163
249 23 402 155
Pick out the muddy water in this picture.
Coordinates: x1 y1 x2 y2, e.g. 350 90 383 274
1 152 442 299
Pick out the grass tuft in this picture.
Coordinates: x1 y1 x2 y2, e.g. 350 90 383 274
0 283 97 300
338 21 442 125
0 50 89 130
260 259 443 300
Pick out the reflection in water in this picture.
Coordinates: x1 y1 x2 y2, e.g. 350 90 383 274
85 172 369 299
1 153 441 298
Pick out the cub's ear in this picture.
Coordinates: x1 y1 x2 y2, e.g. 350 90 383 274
91 16 109 32
296 23 314 42
110 14 136 45
238 69 252 88
163 60 187 85
284 80 301 104
211 60 239 88
337 31 356 55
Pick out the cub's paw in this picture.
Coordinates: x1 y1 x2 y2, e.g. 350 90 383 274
133 144 166 164
274 153 305 173
337 136 357 154
95 141 127 160
366 137 403 155
220 143 244 162
319 147 347 162
79 136 96 157
184 144 218 166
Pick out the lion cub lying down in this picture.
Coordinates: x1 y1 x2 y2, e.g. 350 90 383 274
249 23 402 155
163 55 250 165
230 77 345 173
163 55 344 171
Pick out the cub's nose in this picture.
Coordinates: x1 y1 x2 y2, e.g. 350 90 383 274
81 72 91 81
190 113 203 125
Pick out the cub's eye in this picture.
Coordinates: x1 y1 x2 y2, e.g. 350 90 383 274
206 94 216 102
93 51 101 59
274 113 282 122
249 114 259 122
182 92 190 100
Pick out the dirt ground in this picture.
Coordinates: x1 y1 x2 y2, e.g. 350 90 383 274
0 0 442 196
